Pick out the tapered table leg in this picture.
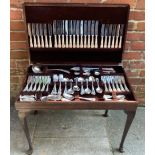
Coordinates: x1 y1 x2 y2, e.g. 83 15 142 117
18 112 33 155
119 110 136 153
102 110 109 117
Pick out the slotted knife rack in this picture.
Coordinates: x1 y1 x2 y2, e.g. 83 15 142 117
27 21 124 49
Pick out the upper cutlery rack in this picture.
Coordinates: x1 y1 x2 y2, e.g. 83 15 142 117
24 3 130 63
28 21 124 49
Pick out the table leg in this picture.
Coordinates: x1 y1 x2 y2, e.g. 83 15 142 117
102 110 109 117
18 112 33 155
119 110 136 153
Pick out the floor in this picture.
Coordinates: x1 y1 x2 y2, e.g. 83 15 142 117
10 105 144 155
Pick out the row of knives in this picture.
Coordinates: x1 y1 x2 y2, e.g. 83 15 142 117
27 20 124 48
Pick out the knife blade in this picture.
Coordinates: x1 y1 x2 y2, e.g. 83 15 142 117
91 20 95 48
72 20 76 48
43 23 48 48
84 20 87 48
53 20 57 48
27 23 33 47
111 24 116 48
100 24 105 48
87 20 91 48
95 21 99 48
65 20 69 48
115 24 120 48
36 23 41 47
57 20 61 48
80 20 84 48
61 20 65 48
48 23 52 47
69 20 73 48
108 24 112 48
39 23 44 48
118 24 124 48
104 24 108 48
32 23 37 47
76 20 80 48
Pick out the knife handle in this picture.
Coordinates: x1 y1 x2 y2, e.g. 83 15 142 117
73 35 76 48
49 36 52 48
108 36 111 48
37 35 40 48
80 35 83 48
84 35 87 48
54 35 57 48
77 35 79 48
62 35 65 48
29 36 33 48
119 36 122 48
66 35 68 48
45 35 48 48
104 36 108 48
100 36 103 48
69 35 72 48
111 36 115 48
95 35 98 48
58 35 62 48
115 36 119 48
33 35 37 48
87 35 90 48
41 35 44 48
91 35 94 48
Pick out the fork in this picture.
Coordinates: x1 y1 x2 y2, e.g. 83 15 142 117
120 76 129 92
36 23 41 48
23 76 32 92
27 23 33 47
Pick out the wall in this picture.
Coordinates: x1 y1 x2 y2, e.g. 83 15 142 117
10 0 145 104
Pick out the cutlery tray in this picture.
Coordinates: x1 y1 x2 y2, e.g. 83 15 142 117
15 3 138 110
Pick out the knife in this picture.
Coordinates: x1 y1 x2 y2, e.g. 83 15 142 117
57 20 62 48
53 20 57 48
65 20 68 48
43 23 48 48
95 21 99 48
39 23 44 48
119 24 124 48
61 20 65 48
36 24 41 48
91 20 95 48
27 23 33 47
104 24 108 48
87 20 91 48
80 20 84 48
72 20 76 48
76 20 80 48
108 24 113 48
115 24 120 48
100 24 105 48
111 24 116 48
48 23 52 47
83 20 87 48
31 23 37 48
69 20 73 48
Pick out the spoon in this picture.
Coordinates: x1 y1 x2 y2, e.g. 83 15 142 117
32 65 42 73
78 77 85 95
67 79 74 94
89 76 96 95
85 78 91 94
96 78 103 94
63 93 74 101
51 74 58 94
73 77 80 91
58 74 63 95
63 78 69 94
